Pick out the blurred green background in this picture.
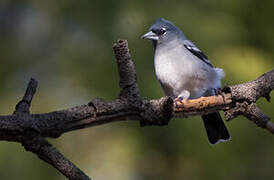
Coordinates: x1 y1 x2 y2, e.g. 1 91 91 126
0 0 274 180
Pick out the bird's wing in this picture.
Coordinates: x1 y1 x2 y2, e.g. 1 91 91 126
183 40 213 67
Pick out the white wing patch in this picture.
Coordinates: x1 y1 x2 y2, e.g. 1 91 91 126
183 40 213 67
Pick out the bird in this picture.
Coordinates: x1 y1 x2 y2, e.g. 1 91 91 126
142 18 230 145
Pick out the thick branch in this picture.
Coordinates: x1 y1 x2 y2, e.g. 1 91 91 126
0 39 273 180
0 41 273 138
229 70 274 102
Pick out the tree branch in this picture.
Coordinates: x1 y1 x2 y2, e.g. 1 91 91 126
14 78 37 114
23 137 90 180
2 78 90 180
0 39 273 179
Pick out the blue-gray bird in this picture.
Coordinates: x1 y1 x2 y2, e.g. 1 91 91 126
142 18 230 144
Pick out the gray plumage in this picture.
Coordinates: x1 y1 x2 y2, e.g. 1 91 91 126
142 18 230 144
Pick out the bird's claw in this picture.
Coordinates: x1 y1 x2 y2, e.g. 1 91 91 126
174 97 188 108
213 88 222 95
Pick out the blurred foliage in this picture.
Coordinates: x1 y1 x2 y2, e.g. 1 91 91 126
0 0 274 180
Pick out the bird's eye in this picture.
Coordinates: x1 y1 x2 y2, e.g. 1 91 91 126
159 28 166 35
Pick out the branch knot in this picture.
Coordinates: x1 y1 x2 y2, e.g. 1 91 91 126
140 97 174 126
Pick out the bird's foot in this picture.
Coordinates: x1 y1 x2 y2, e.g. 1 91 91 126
174 97 189 108
213 88 222 95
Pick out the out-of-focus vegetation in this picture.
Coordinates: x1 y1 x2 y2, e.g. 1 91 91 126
0 0 273 180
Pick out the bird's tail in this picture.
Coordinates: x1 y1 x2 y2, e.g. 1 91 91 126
202 112 230 145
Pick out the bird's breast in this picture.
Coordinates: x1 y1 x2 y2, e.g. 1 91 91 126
154 48 216 98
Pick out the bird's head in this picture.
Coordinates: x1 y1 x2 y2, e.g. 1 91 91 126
142 18 184 47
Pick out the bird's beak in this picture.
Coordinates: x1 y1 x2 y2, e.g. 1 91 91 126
141 31 159 41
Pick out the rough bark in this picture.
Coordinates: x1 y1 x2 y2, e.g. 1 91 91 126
0 39 273 180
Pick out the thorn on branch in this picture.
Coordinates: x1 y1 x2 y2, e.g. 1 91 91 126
88 97 109 114
14 78 38 114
